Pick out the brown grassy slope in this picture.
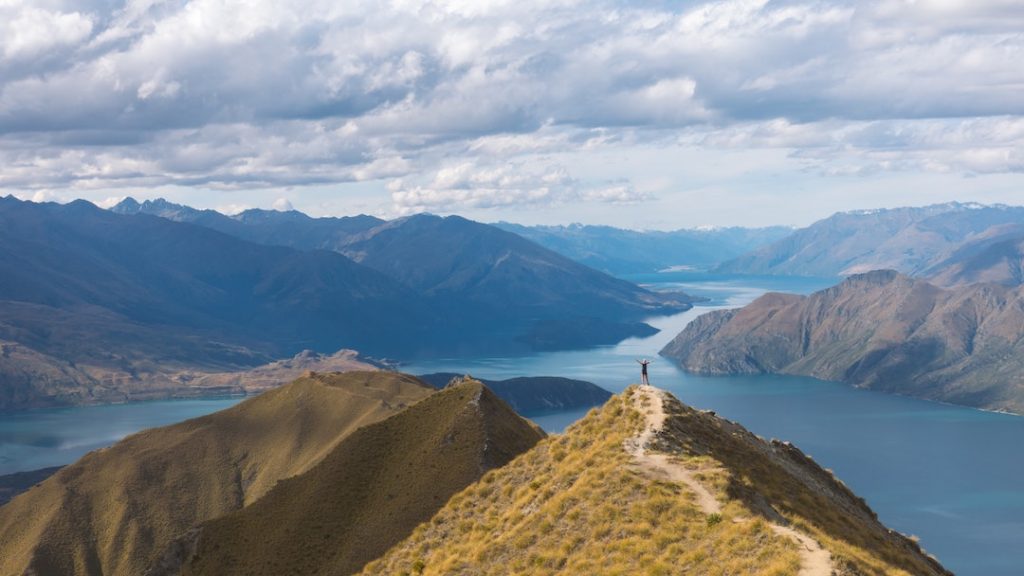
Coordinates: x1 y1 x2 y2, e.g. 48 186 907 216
0 371 432 576
365 386 950 576
654 390 950 576
158 380 544 576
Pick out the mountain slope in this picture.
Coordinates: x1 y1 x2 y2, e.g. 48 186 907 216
113 199 699 352
0 196 426 353
496 222 792 274
717 203 1024 277
343 214 694 323
926 232 1024 287
661 270 1024 413
0 196 434 409
153 380 544 576
0 371 435 576
114 198 694 323
365 385 949 575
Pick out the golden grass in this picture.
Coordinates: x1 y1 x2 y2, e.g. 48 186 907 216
363 388 802 575
654 392 950 576
172 380 544 576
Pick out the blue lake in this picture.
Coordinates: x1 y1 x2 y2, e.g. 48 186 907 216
1 272 1020 575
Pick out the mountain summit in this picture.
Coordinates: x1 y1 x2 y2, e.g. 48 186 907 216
367 384 949 575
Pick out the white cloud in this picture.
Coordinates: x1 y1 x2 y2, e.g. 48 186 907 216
272 197 293 211
388 161 651 214
0 0 1022 216
216 203 251 215
0 4 93 60
580 184 652 204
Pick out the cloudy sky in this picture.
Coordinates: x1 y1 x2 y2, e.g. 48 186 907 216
1 0 1022 228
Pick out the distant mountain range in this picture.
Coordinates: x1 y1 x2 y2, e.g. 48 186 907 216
114 199 791 275
0 373 949 575
112 197 385 253
495 222 792 274
114 198 697 324
716 202 1024 281
0 196 693 410
662 270 1024 414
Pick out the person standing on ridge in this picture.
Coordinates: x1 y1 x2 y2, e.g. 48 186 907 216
637 358 651 386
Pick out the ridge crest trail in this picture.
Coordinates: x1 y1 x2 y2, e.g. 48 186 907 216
625 385 835 576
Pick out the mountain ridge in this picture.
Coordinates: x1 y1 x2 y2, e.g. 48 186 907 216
716 202 1024 278
1 196 693 410
661 270 1024 413
365 384 949 575
156 379 545 576
0 374 950 575
494 221 792 274
0 371 437 576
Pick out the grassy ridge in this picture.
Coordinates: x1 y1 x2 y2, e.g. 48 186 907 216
363 388 798 575
166 380 544 576
654 392 949 575
0 371 433 576
365 386 949 576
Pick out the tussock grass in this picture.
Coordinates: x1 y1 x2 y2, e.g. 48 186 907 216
655 392 951 576
367 386 950 576
170 380 544 576
364 388 800 575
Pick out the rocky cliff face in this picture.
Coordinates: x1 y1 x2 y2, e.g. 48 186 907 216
662 270 1024 413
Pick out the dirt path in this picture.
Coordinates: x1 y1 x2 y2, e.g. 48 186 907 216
624 386 721 515
625 386 834 576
